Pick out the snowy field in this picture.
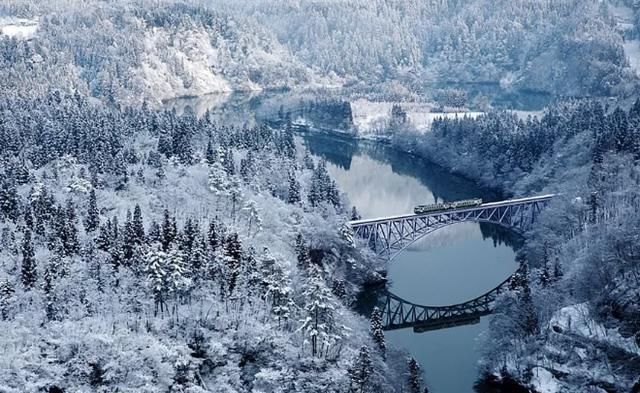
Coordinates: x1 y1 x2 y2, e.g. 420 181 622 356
624 40 640 75
0 18 39 40
350 98 483 136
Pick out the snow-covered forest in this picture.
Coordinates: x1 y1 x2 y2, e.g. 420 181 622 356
0 92 423 391
1 0 639 392
1 0 639 107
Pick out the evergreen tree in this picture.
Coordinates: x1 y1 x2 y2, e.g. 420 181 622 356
223 232 243 295
132 204 145 243
299 264 342 357
148 220 162 244
258 248 295 324
303 148 315 170
370 307 386 359
0 176 19 222
208 218 223 252
145 245 170 315
21 230 37 289
205 139 216 165
161 209 177 251
42 262 58 321
351 206 361 221
552 257 563 282
0 280 14 320
295 233 311 271
287 171 301 204
347 346 373 393
519 267 539 336
85 188 100 232
407 357 422 393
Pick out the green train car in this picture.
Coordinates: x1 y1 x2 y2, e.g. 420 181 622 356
414 198 482 215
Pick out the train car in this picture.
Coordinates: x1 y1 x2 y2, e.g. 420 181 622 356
414 198 482 215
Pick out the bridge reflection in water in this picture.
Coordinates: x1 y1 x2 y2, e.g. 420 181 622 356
351 195 553 332
381 270 518 332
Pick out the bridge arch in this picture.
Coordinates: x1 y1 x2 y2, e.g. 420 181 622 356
349 195 553 261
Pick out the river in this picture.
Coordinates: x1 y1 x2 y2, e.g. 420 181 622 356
166 89 539 393
302 132 521 393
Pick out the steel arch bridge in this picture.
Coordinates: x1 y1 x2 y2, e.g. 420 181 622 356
380 271 517 332
349 194 554 261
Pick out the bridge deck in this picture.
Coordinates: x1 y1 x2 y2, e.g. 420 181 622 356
348 194 555 226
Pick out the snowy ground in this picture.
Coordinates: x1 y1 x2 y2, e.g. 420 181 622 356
623 40 640 75
608 2 640 75
350 98 483 136
0 18 39 40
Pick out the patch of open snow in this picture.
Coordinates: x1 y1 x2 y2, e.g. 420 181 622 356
530 367 560 393
350 98 483 135
549 302 640 355
0 18 39 40
623 40 640 75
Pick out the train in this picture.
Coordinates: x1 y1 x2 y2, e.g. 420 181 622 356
414 198 483 214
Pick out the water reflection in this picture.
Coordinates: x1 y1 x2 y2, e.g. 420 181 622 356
301 131 519 393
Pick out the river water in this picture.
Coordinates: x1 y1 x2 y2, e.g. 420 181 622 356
167 89 537 393
302 132 521 393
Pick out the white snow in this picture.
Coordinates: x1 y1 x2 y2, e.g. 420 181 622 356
137 27 233 105
0 18 39 40
530 367 560 393
350 98 483 135
623 40 640 75
549 303 640 355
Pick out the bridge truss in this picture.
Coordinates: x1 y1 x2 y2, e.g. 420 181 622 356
349 195 553 260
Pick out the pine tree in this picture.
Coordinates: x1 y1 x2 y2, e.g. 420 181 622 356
21 230 37 289
347 346 373 393
552 257 563 282
0 176 19 222
539 243 551 287
407 357 422 393
229 177 243 222
145 245 170 315
0 280 14 320
43 262 58 321
351 206 361 221
205 139 216 165
258 248 295 324
161 209 177 251
242 200 262 236
370 307 386 359
85 188 100 232
287 171 301 204
208 218 223 252
295 233 311 271
24 206 34 230
148 220 162 244
132 204 145 243
62 199 79 255
299 264 343 357
223 232 243 296
303 148 315 170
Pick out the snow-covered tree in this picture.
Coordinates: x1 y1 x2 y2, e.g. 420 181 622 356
370 307 386 359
